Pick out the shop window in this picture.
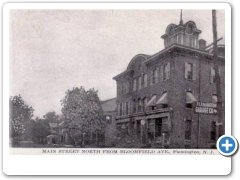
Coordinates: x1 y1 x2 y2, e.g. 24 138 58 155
133 99 137 113
119 103 123 116
185 120 191 140
143 97 147 111
125 102 129 115
137 98 142 112
210 121 216 141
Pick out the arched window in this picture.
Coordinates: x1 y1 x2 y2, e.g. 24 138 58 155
186 23 194 34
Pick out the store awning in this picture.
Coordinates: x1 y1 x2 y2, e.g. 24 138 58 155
146 95 157 107
156 92 168 105
186 92 197 103
212 95 218 103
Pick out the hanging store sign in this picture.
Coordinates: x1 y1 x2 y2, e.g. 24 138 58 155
194 101 217 115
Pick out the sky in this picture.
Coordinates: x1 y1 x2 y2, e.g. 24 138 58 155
9 9 225 118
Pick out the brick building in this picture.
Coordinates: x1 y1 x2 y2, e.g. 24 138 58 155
101 98 117 147
113 18 225 149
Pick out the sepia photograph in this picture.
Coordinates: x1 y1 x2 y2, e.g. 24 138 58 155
9 8 225 150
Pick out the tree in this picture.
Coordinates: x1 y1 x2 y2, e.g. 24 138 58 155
9 95 34 139
32 119 51 144
61 87 105 146
43 111 59 122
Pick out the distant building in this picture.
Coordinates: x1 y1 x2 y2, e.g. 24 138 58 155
113 16 225 148
101 98 117 147
47 121 68 145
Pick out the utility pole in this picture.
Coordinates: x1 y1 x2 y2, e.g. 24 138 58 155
212 10 223 140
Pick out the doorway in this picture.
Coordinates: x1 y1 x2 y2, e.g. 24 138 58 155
155 118 162 137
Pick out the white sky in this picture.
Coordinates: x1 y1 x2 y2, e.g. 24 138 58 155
9 9 225 118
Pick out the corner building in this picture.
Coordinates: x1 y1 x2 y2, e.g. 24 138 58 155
113 19 225 149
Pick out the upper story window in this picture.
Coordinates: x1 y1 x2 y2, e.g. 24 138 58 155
186 62 193 79
151 68 158 85
143 73 148 87
153 69 158 84
163 62 170 80
125 102 129 115
133 78 137 92
119 103 123 116
185 62 196 80
117 82 123 96
138 76 142 90
124 82 130 94
210 67 216 83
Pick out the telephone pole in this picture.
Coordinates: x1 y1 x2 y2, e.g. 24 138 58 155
212 10 223 140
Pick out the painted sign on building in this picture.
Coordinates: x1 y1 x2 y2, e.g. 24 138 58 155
194 101 217 115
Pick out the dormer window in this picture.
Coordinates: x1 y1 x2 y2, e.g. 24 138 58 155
186 23 194 34
168 26 174 36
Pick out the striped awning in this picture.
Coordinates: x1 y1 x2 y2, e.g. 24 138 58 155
146 95 157 107
186 92 197 103
156 92 168 105
212 95 218 103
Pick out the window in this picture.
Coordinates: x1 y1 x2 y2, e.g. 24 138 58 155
125 102 129 115
117 83 122 96
186 63 193 79
143 97 147 110
138 76 142 90
185 120 191 140
156 92 168 108
210 67 216 83
152 69 158 85
133 79 137 91
138 98 142 112
185 62 196 80
119 103 123 116
163 63 170 80
143 74 148 87
146 94 157 111
133 99 137 113
123 82 130 94
106 115 112 124
210 121 216 141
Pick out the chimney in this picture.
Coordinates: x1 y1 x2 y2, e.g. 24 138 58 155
199 39 207 50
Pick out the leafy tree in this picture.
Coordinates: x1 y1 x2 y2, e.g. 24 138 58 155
61 87 105 146
32 119 51 144
9 95 34 138
22 120 36 141
43 111 59 122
